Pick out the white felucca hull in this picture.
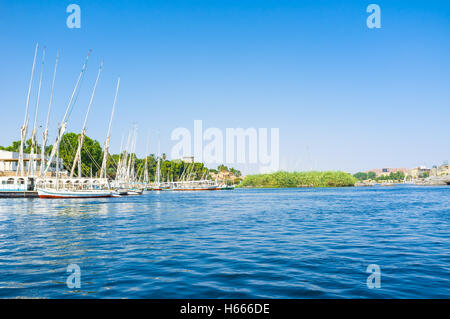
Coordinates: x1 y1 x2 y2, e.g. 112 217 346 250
37 188 113 199
172 185 219 191
126 190 143 195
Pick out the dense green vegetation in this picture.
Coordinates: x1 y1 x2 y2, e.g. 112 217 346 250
353 171 406 181
58 132 103 176
376 172 405 181
0 139 51 154
353 171 376 181
238 171 357 188
134 157 209 182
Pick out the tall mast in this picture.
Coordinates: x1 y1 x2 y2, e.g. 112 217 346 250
119 129 132 182
156 136 161 184
126 125 137 182
100 76 120 179
131 154 136 183
44 49 92 176
70 60 103 178
17 43 38 176
144 156 149 184
29 46 46 176
116 133 124 181
40 50 59 176
56 145 60 182
125 132 132 182
143 132 149 185
156 159 160 184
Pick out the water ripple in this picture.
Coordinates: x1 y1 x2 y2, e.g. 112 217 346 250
0 186 449 298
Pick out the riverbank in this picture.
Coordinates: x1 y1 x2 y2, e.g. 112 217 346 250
238 171 357 188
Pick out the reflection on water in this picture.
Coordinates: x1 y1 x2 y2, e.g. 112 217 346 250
0 186 449 298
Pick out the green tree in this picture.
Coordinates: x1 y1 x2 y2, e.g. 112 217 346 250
367 171 376 180
59 132 103 177
353 172 368 181
218 164 228 172
0 140 22 152
230 167 242 177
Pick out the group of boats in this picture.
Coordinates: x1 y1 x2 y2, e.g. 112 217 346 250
36 181 234 199
1 44 234 199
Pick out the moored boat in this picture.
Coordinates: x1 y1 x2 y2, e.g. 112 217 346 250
219 184 235 190
172 182 219 191
126 189 143 195
152 183 171 191
172 186 218 191
0 176 40 198
37 188 113 198
117 189 129 195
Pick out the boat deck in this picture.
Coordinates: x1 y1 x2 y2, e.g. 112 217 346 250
0 191 39 198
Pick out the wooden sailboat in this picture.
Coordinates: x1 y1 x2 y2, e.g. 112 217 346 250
151 137 170 191
37 55 112 199
172 180 220 191
110 124 143 195
42 50 92 178
169 164 220 191
1 44 39 196
69 60 103 178
1 44 45 197
152 155 163 190
37 188 112 198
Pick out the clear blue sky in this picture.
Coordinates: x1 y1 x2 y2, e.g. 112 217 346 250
0 0 449 173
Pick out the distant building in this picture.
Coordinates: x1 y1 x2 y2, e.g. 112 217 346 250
210 170 238 181
182 156 194 163
409 166 431 178
430 164 450 177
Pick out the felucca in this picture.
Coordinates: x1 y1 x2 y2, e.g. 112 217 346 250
37 54 113 198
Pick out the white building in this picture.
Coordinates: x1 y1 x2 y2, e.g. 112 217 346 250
182 156 194 163
0 150 64 176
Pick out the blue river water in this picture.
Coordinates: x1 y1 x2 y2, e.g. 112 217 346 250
0 185 449 298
